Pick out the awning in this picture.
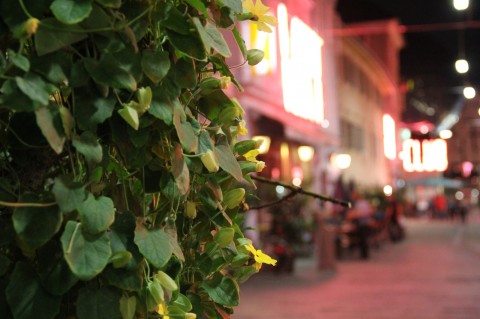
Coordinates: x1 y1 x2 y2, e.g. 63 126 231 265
405 177 464 189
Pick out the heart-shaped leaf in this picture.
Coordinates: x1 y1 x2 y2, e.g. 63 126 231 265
141 50 170 84
13 193 62 250
52 176 86 213
78 194 115 234
134 224 172 268
50 0 93 25
61 221 112 280
76 286 121 319
72 131 103 164
6 262 61 319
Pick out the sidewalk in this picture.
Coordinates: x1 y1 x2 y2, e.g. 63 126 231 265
233 213 480 319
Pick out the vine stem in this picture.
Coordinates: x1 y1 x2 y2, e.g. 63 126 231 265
0 200 57 208
18 0 34 19
250 175 352 208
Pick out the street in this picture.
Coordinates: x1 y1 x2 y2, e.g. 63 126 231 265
233 211 480 319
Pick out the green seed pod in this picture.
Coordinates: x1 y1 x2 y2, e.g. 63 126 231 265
118 104 139 130
247 49 264 66
234 139 260 155
110 251 133 269
213 227 235 248
185 201 197 219
155 271 178 292
185 313 197 319
147 279 165 305
200 150 220 173
136 86 152 113
218 107 239 126
223 188 246 209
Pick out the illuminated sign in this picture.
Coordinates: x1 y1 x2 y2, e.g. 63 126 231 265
277 4 325 124
248 24 277 76
402 139 448 172
383 114 396 160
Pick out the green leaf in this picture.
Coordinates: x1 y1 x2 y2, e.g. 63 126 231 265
174 58 197 89
166 29 207 61
6 263 61 319
221 0 242 13
172 144 190 196
118 104 140 130
8 50 30 72
76 96 115 131
35 18 88 56
216 139 243 182
201 273 239 307
35 105 66 154
161 7 191 34
173 106 198 153
141 49 170 84
78 194 115 234
96 0 121 8
120 295 136 319
16 73 52 106
84 57 137 91
185 0 208 16
13 193 62 250
50 0 93 24
76 286 121 319
104 264 143 291
172 294 193 312
0 80 42 111
0 255 11 276
52 176 86 213
38 241 79 296
148 91 174 125
72 131 103 164
134 224 172 268
193 18 231 58
198 130 215 154
61 221 112 280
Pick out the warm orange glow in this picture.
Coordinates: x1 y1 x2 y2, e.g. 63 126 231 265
278 4 324 124
402 139 448 172
383 114 396 160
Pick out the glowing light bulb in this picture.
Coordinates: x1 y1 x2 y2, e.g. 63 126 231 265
455 59 469 73
463 86 476 99
453 0 469 10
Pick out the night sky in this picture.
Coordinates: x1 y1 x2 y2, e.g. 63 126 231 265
336 0 480 125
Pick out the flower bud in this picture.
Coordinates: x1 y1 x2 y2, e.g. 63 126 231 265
218 107 239 126
185 201 197 219
118 104 139 130
24 18 39 36
223 188 245 209
136 86 152 113
219 76 231 89
110 251 132 268
237 120 248 135
147 279 165 305
234 140 259 155
255 161 266 172
247 49 264 66
213 227 235 248
185 313 197 319
155 271 178 292
200 150 220 173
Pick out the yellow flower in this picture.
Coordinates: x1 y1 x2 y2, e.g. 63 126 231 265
237 120 248 135
255 161 266 172
245 243 277 270
242 0 278 33
244 149 259 162
25 18 39 36
156 302 169 319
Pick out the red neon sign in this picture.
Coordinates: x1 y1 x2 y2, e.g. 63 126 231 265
402 139 448 172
